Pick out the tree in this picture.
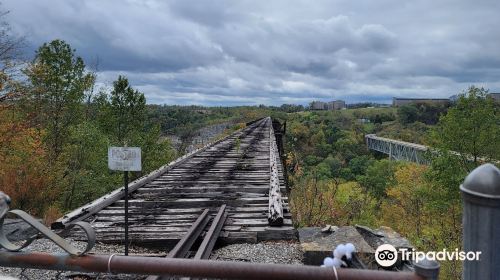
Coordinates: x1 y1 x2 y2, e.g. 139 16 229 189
24 39 94 160
423 86 499 279
380 163 463 279
104 75 146 144
93 76 174 176
431 86 499 171
59 122 117 209
0 106 58 215
381 164 429 239
397 103 449 125
397 104 419 124
0 8 25 103
348 155 375 177
357 159 399 201
139 125 176 172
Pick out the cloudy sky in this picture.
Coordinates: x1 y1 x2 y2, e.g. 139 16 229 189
4 0 500 106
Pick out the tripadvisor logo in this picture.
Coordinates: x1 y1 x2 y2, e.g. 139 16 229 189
375 244 482 267
375 244 398 267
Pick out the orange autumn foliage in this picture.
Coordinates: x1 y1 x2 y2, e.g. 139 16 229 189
0 106 60 216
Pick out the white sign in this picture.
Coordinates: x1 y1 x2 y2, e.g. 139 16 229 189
108 147 142 171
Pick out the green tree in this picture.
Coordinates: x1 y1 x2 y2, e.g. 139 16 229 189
432 86 499 171
357 159 399 201
99 75 146 144
60 122 118 209
348 155 375 177
24 39 94 160
93 76 175 176
139 124 176 172
110 76 146 144
397 104 419 125
423 86 499 279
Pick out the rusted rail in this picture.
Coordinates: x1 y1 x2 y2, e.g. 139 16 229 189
0 251 429 280
147 205 228 280
166 209 211 259
194 204 228 259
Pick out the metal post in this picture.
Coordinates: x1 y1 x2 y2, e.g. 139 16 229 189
460 163 500 280
124 170 129 256
414 258 440 280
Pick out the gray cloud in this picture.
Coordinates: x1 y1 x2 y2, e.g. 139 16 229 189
3 0 500 105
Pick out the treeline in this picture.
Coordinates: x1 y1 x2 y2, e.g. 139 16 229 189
397 102 450 125
285 87 499 279
147 105 288 153
0 39 175 219
147 104 297 139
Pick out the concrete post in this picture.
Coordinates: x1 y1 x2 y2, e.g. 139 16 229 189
414 258 440 280
460 163 500 280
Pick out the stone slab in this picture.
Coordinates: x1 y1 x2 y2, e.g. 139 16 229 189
298 226 374 265
356 225 413 249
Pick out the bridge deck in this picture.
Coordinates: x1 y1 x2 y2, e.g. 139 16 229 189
59 118 296 248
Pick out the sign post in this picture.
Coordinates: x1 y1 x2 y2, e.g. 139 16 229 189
123 169 129 255
108 147 142 256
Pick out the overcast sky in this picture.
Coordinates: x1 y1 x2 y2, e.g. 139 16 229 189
4 0 500 106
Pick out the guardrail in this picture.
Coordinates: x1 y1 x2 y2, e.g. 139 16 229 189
0 251 435 280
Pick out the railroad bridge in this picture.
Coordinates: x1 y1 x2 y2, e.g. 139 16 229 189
365 134 497 165
52 117 296 248
365 134 430 165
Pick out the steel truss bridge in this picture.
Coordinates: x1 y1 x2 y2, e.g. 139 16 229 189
365 134 430 165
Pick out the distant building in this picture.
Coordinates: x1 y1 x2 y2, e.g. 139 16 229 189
326 101 334 110
311 100 345 110
311 101 327 110
392 98 450 107
329 100 346 110
487 93 500 102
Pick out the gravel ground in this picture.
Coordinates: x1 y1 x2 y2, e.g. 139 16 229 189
210 241 303 264
1 240 303 279
0 238 164 280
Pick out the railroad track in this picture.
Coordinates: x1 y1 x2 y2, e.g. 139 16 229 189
144 205 228 280
53 117 297 249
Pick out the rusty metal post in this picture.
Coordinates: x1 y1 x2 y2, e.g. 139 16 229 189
460 163 500 280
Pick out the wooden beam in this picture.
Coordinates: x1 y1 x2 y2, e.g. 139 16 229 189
267 117 284 226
